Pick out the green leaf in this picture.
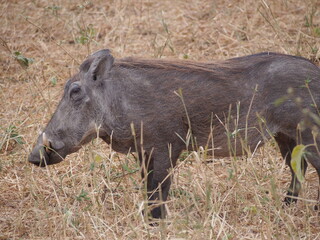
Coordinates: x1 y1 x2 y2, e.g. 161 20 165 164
5 125 25 145
46 5 61 16
305 78 312 84
291 144 306 183
227 168 234 180
76 189 89 201
89 162 95 171
76 24 96 45
122 164 134 173
274 96 288 107
94 154 102 163
50 76 57 86
13 51 34 68
314 27 320 37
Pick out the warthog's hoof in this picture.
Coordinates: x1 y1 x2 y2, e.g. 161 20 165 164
314 204 320 211
283 195 298 206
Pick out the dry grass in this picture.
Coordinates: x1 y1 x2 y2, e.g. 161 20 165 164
1 0 320 239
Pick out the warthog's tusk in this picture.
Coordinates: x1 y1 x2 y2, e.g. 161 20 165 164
42 132 51 153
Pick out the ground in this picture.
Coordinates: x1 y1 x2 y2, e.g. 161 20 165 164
1 0 320 239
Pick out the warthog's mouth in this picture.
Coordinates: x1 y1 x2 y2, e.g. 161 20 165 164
28 146 64 167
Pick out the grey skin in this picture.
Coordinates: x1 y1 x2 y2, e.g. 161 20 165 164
29 49 320 218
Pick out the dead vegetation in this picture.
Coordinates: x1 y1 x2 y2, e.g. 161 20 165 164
1 0 320 239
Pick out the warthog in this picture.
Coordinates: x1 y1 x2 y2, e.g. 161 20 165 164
29 49 320 218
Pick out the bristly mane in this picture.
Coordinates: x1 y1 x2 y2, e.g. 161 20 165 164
115 52 314 74
116 56 223 73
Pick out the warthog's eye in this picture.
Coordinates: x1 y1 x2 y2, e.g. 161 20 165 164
69 83 83 101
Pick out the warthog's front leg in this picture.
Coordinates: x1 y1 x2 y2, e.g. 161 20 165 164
143 146 181 219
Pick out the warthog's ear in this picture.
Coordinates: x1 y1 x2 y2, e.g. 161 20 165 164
86 49 114 81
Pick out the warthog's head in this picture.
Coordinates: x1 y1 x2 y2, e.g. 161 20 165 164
28 49 114 166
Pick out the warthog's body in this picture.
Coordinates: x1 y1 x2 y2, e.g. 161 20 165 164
29 50 320 218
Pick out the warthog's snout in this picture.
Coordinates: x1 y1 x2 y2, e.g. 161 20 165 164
28 133 65 167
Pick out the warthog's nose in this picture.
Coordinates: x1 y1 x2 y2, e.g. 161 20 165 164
28 132 66 167
28 146 50 167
